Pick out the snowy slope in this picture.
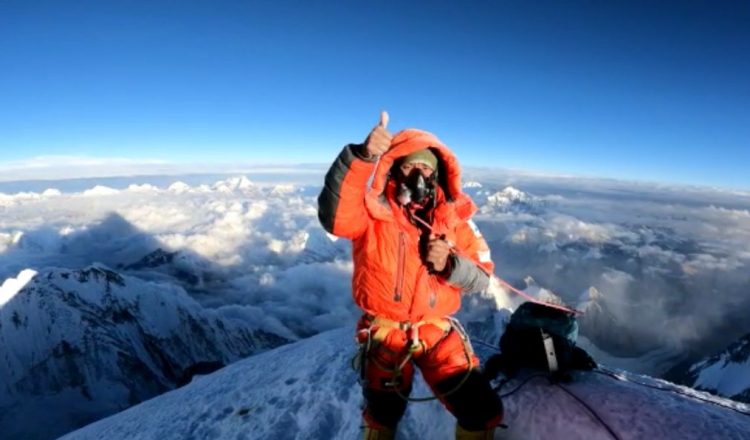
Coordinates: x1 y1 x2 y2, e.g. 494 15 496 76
61 327 750 440
673 333 750 404
0 265 288 440
59 327 452 440
497 367 750 440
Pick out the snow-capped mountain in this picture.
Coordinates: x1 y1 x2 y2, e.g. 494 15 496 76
0 265 288 440
60 327 750 440
668 333 750 404
212 176 256 194
476 186 545 214
463 180 483 189
297 228 352 264
118 248 216 288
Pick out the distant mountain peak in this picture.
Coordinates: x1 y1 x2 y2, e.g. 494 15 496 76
123 248 176 269
213 176 255 193
119 248 210 287
675 332 750 404
577 286 602 312
498 185 526 199
477 185 544 215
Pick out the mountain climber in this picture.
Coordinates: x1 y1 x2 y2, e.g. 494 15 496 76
318 112 503 440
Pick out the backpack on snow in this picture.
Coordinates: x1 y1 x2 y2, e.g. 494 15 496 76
484 301 597 381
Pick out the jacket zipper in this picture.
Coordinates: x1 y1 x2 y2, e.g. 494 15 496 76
394 232 406 302
428 276 437 308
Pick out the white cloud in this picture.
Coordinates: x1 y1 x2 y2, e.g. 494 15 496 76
41 188 62 197
0 172 748 370
167 181 191 194
82 185 120 196
126 184 159 193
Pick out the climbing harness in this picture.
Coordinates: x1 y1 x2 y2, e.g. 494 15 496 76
353 315 476 402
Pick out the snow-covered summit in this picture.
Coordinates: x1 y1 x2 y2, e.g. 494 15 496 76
212 176 256 194
61 327 750 440
119 247 214 288
491 186 527 202
476 186 544 214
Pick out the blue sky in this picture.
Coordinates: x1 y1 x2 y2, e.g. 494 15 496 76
1 1 749 188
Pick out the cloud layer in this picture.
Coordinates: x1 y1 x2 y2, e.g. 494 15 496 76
2 173 749 373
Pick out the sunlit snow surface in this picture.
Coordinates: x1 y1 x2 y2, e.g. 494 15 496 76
0 268 36 306
60 327 750 440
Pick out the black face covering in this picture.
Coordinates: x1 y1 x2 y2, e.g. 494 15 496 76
397 168 436 208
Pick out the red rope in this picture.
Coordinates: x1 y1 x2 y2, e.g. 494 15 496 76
491 276 582 316
409 210 583 316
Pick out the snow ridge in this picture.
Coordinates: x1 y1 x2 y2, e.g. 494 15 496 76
681 333 750 403
0 265 288 440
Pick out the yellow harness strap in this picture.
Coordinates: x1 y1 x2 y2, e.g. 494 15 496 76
367 316 452 350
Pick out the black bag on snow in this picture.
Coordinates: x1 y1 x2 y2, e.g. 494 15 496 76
484 301 596 381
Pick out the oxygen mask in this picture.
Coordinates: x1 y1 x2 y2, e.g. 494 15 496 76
397 168 436 208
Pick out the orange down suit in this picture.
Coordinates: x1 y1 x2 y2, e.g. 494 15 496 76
318 129 503 432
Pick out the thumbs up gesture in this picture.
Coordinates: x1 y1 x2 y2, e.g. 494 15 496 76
364 111 393 158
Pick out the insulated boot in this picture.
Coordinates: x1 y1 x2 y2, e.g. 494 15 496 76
455 424 495 440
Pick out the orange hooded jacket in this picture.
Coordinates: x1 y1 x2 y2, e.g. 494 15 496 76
318 129 493 322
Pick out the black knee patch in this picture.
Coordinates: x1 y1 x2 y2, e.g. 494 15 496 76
436 370 503 430
363 387 410 430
